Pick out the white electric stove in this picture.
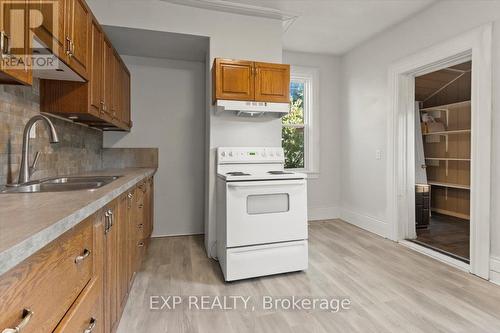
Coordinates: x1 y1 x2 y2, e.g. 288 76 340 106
216 147 308 281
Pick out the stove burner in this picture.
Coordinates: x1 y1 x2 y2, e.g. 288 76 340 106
227 172 250 176
268 171 294 175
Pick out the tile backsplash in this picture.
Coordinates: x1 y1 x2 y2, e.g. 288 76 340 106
0 81 103 185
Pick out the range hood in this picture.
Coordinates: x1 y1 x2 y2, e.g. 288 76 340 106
215 100 290 117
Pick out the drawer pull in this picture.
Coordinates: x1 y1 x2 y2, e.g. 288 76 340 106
83 317 96 333
2 308 34 333
74 249 91 264
138 204 144 209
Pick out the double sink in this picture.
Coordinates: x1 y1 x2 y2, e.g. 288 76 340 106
1 176 121 193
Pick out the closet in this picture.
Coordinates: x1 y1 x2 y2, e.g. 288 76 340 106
414 61 471 261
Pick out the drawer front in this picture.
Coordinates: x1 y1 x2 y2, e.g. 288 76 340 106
0 217 94 333
54 277 103 333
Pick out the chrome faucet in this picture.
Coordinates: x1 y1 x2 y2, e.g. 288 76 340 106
17 114 59 184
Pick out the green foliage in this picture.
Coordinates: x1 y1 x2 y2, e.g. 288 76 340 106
282 81 305 169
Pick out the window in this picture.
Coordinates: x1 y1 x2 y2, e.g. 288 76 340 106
282 66 318 174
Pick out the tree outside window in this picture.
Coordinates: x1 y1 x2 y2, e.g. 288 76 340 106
282 80 306 169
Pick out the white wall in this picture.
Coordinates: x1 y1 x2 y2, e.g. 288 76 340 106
88 0 283 255
283 51 341 220
340 1 500 261
104 56 205 236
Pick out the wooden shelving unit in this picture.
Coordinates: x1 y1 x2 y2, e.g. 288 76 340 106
423 129 471 136
425 157 470 161
420 100 471 112
427 181 470 190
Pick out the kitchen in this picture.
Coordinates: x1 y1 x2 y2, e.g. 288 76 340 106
2 1 500 332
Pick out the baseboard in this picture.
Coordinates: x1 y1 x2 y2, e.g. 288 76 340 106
152 232 204 238
339 207 389 238
308 206 340 221
490 256 500 285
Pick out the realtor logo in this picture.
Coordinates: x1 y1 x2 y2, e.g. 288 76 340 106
1 0 60 70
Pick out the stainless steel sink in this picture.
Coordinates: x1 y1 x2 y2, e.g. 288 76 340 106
0 176 121 193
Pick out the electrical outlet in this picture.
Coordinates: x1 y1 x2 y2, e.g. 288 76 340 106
376 149 382 160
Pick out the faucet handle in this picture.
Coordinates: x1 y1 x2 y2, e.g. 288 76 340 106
29 151 40 177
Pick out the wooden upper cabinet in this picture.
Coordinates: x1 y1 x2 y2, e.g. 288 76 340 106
213 58 290 104
254 62 290 103
214 58 254 102
88 17 102 117
102 37 113 120
121 65 131 127
66 0 90 79
0 0 32 84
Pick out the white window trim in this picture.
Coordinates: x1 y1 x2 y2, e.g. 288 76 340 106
284 65 320 178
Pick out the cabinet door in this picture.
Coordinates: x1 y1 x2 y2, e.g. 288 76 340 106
66 0 89 79
88 17 102 116
121 65 131 127
0 0 32 84
126 188 138 288
31 0 67 58
116 195 129 313
214 58 254 102
103 203 118 333
110 52 120 121
102 38 113 120
254 62 290 103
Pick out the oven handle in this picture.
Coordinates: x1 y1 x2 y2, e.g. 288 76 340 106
227 180 306 188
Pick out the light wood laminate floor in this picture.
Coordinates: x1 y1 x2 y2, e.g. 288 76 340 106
117 219 500 333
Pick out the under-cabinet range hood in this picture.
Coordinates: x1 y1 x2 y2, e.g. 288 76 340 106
215 100 290 117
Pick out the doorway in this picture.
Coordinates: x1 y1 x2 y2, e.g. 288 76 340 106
387 24 492 279
411 61 471 263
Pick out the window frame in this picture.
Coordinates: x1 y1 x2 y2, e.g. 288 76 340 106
283 66 319 177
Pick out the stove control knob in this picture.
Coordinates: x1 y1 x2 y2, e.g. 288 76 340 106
261 151 266 157
229 151 233 157
221 151 226 157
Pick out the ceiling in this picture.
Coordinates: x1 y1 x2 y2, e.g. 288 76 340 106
103 26 209 62
164 0 437 55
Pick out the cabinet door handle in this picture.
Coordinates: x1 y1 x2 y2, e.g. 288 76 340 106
108 209 114 227
138 241 145 247
104 210 110 233
138 223 143 229
65 37 71 55
2 308 34 333
74 249 91 264
83 317 96 333
138 204 144 209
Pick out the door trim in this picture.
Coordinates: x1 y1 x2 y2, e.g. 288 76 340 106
387 23 492 279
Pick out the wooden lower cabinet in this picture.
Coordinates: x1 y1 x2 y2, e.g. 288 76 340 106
0 217 93 333
0 176 154 333
53 278 104 333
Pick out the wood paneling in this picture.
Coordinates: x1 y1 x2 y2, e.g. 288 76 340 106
0 217 93 333
254 62 290 103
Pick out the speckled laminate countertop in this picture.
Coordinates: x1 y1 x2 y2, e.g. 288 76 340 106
0 168 156 276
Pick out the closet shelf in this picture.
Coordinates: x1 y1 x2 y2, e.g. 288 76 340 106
420 100 471 112
428 181 470 190
425 157 470 161
423 129 471 136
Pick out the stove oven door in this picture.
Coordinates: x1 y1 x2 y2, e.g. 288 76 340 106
225 179 307 247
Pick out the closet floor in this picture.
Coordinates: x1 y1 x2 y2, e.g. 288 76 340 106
415 213 469 262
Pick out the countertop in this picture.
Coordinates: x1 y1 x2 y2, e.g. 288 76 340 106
0 168 156 276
